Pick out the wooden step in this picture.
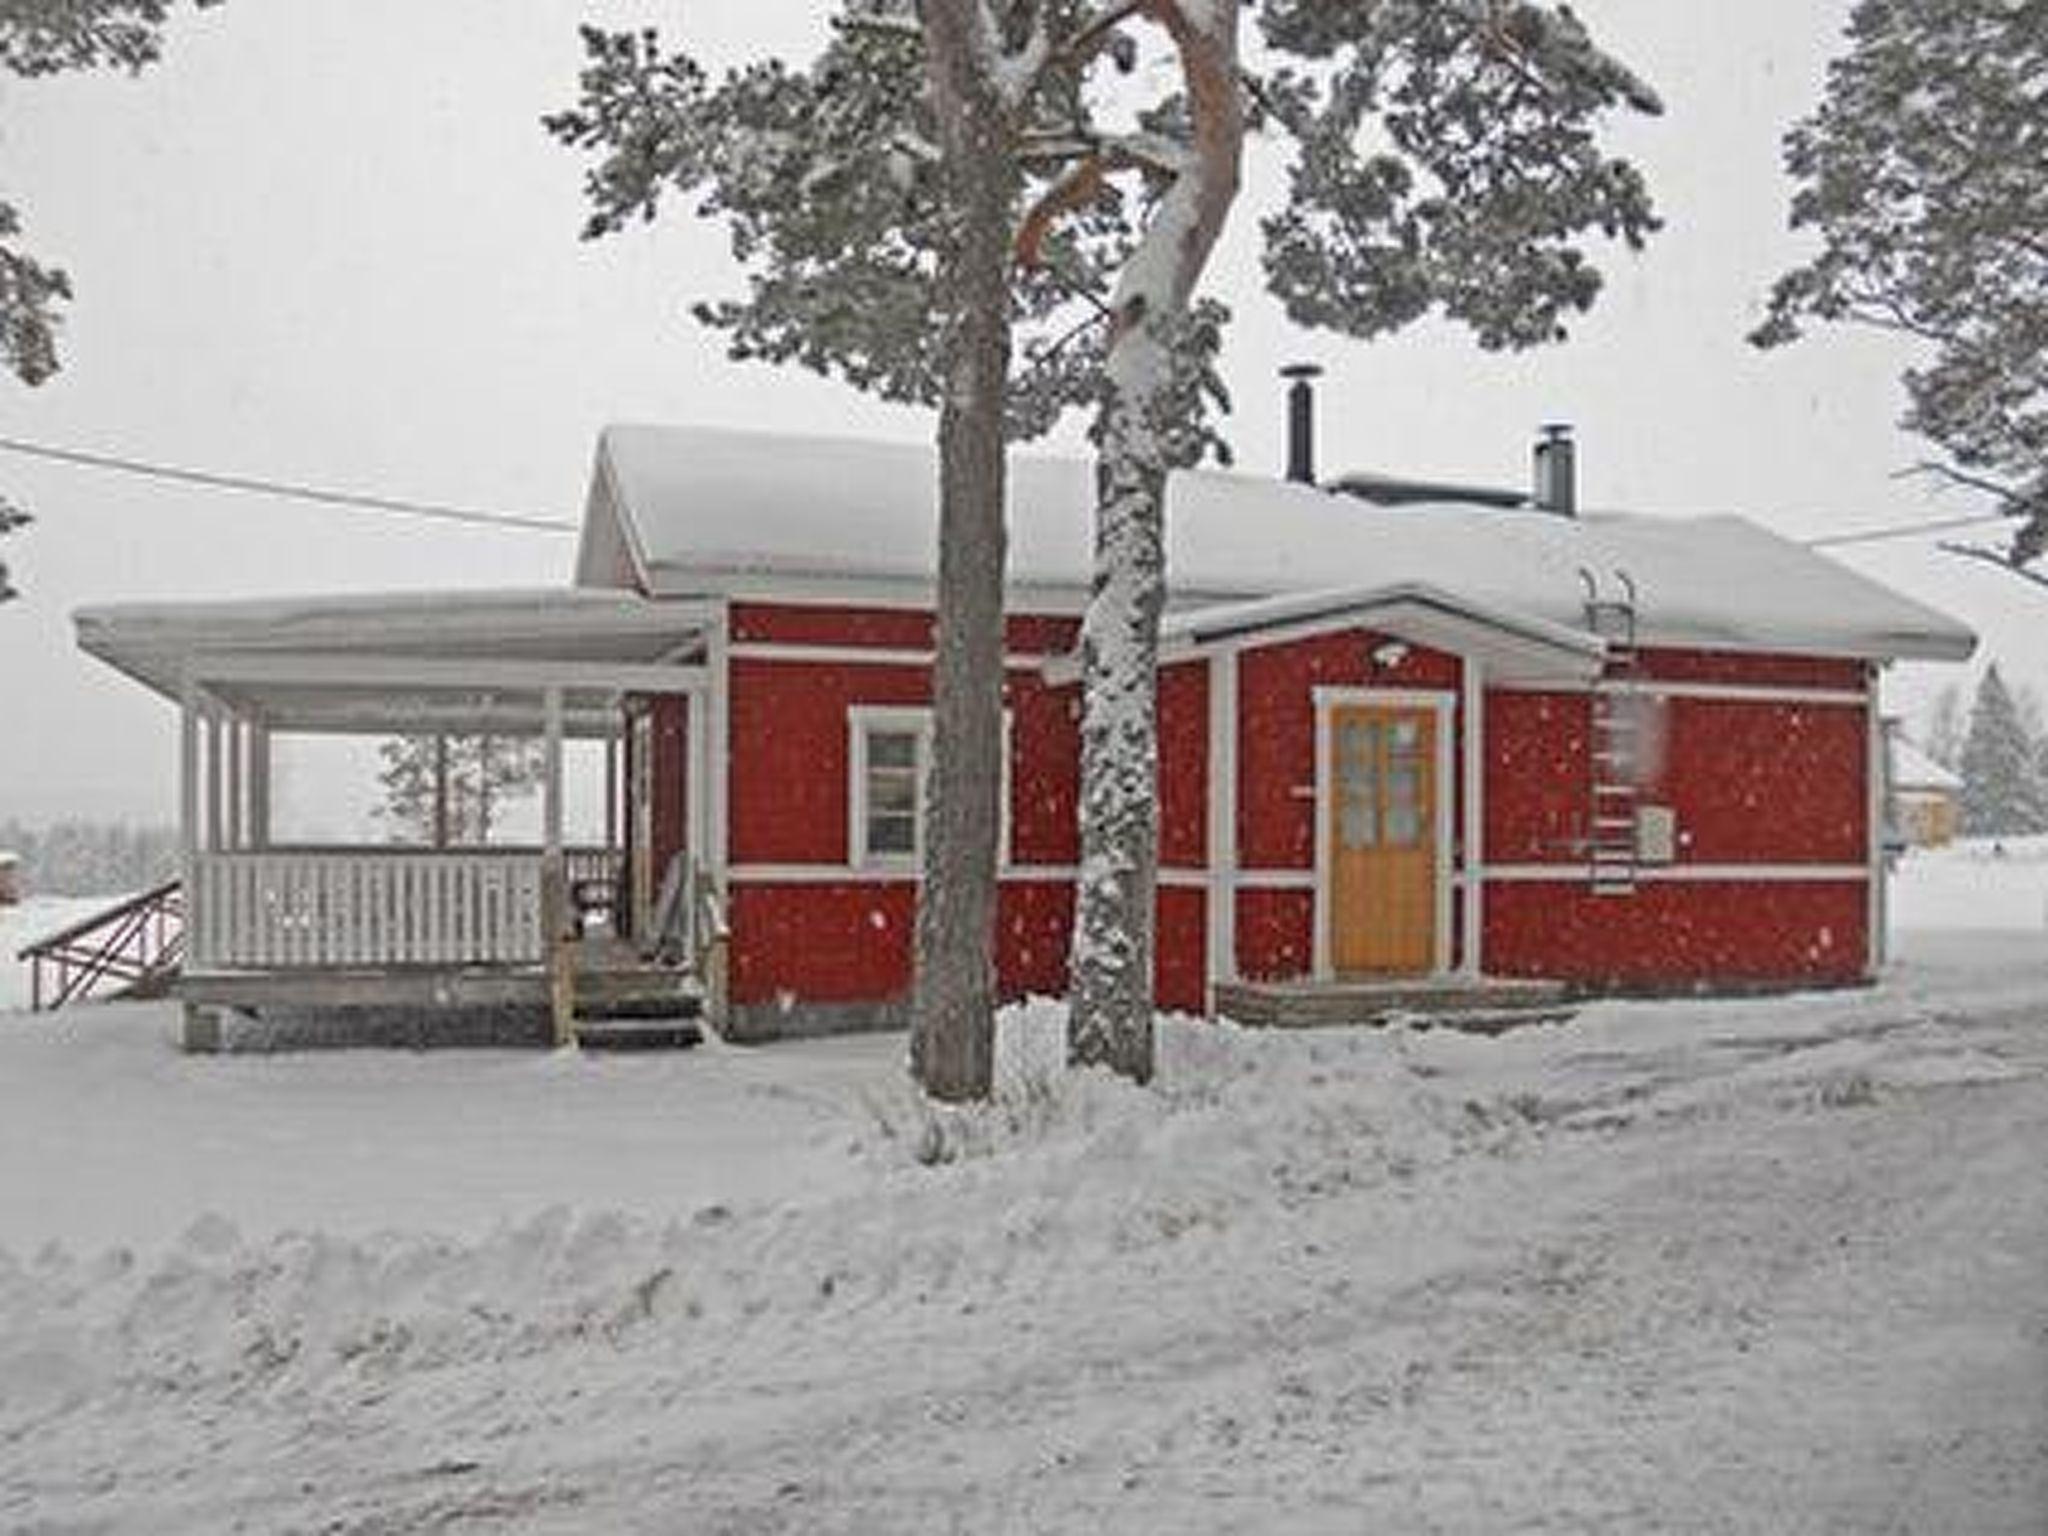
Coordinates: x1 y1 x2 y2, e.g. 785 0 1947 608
575 1018 706 1051
1214 977 1574 1032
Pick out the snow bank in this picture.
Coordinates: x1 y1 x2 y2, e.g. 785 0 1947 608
1889 836 2048 931
4 966 2034 1436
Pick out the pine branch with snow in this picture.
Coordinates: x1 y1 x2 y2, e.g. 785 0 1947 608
551 1 1661 1088
1755 0 2048 571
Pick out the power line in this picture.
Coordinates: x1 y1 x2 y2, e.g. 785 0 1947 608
0 435 578 535
2 429 2018 553
1801 510 2014 549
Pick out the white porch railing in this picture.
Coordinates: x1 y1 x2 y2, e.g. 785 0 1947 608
188 848 619 971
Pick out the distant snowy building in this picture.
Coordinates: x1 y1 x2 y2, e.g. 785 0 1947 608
74 419 1976 1046
1889 736 1964 848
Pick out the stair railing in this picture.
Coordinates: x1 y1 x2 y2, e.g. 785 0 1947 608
17 879 185 1012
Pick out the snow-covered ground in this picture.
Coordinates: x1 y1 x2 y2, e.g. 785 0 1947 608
0 867 2043 1530
1890 833 2048 933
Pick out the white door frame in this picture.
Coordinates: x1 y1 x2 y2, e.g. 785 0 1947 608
1312 686 1458 979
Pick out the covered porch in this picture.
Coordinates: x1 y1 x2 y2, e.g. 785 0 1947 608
75 589 724 1048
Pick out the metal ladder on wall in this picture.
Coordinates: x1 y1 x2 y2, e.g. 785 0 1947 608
1581 570 1642 896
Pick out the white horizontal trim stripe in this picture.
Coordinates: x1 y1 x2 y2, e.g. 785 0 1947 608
726 862 1864 888
1480 863 1870 884
729 863 1082 885
1494 678 1869 707
1230 869 1318 890
729 641 1057 669
725 863 1245 889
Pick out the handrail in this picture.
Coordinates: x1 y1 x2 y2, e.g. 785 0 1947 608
19 879 185 1011
16 878 181 961
689 857 730 1032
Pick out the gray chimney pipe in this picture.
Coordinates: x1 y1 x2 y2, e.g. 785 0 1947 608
1282 363 1324 485
1533 423 1576 515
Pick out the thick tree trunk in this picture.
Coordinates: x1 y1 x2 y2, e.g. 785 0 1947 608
1071 374 1171 1079
911 3 1019 1103
1069 0 1243 1082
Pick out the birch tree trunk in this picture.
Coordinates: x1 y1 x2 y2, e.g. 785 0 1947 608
911 2 1020 1103
1070 0 1244 1082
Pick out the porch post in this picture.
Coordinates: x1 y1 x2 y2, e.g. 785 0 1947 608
686 688 709 877
705 612 730 882
1866 667 1887 979
248 723 272 850
226 714 244 850
204 704 225 853
1461 658 1486 978
179 676 200 909
179 675 219 1052
542 686 574 1047
603 720 619 851
1205 649 1238 1012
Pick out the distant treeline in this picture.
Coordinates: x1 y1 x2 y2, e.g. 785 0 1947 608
0 820 178 897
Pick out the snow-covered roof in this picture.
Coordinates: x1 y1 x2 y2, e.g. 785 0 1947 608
1154 581 1611 685
580 424 1976 664
76 588 711 736
1892 737 1964 792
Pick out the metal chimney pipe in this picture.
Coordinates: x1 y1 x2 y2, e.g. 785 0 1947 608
1281 363 1324 485
1533 422 1576 515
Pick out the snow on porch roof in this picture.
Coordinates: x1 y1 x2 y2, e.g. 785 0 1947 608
583 424 1976 664
75 587 710 734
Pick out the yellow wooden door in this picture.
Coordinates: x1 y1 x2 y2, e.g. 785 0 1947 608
1330 705 1438 974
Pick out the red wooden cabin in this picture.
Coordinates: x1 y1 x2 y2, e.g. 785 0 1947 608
76 420 1974 1044
576 423 1972 1037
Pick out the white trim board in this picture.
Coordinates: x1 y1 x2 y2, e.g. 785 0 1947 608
733 641 1059 670
724 862 1209 886
1494 678 1870 707
1479 863 1871 884
187 651 711 696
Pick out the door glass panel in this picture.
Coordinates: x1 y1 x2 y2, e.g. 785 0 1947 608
1385 767 1423 844
1385 715 1427 846
1337 720 1378 848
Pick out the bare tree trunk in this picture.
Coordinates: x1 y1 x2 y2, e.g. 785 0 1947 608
911 2 1021 1103
1070 0 1244 1083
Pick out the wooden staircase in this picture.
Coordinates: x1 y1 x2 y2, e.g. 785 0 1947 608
1581 571 1643 897
17 880 185 1011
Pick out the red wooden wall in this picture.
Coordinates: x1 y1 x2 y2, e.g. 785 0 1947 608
658 600 1877 1019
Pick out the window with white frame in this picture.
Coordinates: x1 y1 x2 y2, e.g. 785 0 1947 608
848 706 1011 868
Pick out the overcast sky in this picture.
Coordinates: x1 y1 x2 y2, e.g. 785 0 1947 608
2 0 2040 829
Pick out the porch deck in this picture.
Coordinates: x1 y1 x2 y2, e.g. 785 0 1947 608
1214 975 1575 1033
180 936 705 1049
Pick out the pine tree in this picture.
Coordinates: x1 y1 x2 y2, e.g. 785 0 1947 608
1 0 220 600
1921 681 1964 768
1959 665 2048 837
551 2 1660 1088
0 492 26 603
374 735 545 846
1754 0 2047 571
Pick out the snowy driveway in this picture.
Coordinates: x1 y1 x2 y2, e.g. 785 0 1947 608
1 931 2044 1532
